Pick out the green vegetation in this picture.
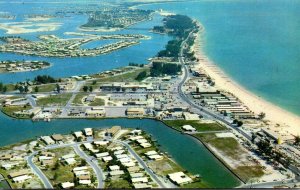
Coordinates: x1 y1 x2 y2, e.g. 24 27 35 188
89 98 105 106
37 93 72 106
195 133 264 182
135 70 147 81
0 82 8 93
157 40 182 58
72 93 88 105
150 61 181 77
153 14 198 59
234 166 264 182
182 181 209 188
82 8 153 29
92 67 150 84
105 179 132 188
164 120 227 132
34 75 57 84
33 84 56 92
1 105 31 119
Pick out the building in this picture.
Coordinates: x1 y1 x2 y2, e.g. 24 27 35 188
40 136 55 145
85 107 105 117
61 182 75 189
167 172 193 185
126 108 145 117
51 134 64 142
84 128 93 137
182 125 196 132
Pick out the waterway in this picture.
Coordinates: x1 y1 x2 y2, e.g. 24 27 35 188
0 112 240 187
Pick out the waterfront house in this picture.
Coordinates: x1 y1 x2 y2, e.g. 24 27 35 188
167 172 193 185
61 182 75 189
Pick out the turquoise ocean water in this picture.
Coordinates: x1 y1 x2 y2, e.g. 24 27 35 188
140 0 300 116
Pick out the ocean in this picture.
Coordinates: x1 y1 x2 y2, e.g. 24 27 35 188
139 0 300 116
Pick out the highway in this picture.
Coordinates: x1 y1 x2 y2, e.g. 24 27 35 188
72 144 105 188
26 152 53 189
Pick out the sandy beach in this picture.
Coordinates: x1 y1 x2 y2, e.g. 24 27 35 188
0 22 61 34
193 23 300 135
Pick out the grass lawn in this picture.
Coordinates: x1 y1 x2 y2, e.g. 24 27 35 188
195 133 264 182
164 120 227 132
89 98 105 106
34 84 56 92
37 93 72 106
1 105 31 119
234 166 264 182
182 181 209 188
100 67 149 82
72 93 88 105
105 179 132 188
195 133 242 160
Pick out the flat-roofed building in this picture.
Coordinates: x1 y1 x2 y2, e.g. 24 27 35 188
168 172 193 185
126 108 145 117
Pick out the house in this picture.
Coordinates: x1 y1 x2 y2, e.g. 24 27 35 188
51 134 64 142
84 128 93 137
126 108 145 117
130 129 142 135
133 183 151 189
182 112 200 120
102 156 113 162
85 94 96 102
167 172 193 185
109 170 125 176
148 154 163 161
61 182 75 189
94 140 109 146
74 131 84 140
130 173 144 178
0 154 12 161
40 136 55 145
140 143 151 148
73 166 89 172
109 165 120 171
105 126 121 137
9 170 30 179
95 152 109 158
131 177 148 183
12 175 32 183
127 166 141 173
182 125 196 132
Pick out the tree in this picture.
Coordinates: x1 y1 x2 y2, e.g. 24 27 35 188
18 86 25 93
0 82 3 92
92 80 97 85
294 135 300 145
56 84 60 93
258 112 266 120
34 86 39 92
80 159 87 166
237 120 243 127
24 85 29 93
83 86 88 92
135 71 147 81
3 85 7 93
89 86 93 92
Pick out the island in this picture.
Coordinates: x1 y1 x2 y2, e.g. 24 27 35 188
81 7 154 32
0 34 148 57
0 60 50 73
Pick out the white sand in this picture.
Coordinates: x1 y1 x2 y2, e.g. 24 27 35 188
193 23 300 134
0 22 61 34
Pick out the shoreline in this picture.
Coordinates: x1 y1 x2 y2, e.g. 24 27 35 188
193 23 300 134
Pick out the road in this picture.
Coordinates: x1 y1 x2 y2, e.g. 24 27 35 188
115 140 176 188
72 144 105 188
26 152 53 189
177 28 300 186
239 178 297 188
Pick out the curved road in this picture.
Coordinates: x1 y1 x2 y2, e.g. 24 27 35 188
115 140 176 188
72 144 105 188
26 152 53 189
